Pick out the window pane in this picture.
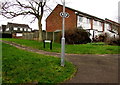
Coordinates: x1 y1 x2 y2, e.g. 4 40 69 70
79 16 83 22
14 28 17 30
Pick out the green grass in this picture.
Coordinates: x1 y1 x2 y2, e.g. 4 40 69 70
0 41 2 85
2 43 76 83
2 38 120 54
66 42 120 54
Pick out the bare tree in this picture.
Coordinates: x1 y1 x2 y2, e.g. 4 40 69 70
0 0 49 41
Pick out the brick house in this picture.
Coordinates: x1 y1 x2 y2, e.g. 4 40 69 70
46 4 119 42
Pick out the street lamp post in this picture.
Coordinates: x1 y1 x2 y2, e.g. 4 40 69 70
61 0 65 67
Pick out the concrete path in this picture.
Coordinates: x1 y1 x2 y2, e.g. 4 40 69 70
1 40 119 84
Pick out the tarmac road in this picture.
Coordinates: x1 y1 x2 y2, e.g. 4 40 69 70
65 54 119 83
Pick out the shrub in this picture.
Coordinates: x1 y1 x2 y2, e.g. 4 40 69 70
96 32 120 46
105 37 120 46
63 28 91 44
94 33 108 42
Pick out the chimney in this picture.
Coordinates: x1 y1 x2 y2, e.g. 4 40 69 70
118 1 120 23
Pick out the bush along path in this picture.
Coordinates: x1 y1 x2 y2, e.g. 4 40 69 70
1 40 119 83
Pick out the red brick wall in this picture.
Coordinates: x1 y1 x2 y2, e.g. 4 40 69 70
46 5 77 32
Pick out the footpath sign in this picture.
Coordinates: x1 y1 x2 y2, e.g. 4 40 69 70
60 12 70 18
43 40 52 50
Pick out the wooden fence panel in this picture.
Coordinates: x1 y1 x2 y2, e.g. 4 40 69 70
23 31 61 43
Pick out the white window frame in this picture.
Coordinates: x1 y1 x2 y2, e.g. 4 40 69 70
86 18 90 24
28 29 31 32
94 21 98 26
20 28 23 31
24 28 27 31
6 28 9 31
14 28 18 30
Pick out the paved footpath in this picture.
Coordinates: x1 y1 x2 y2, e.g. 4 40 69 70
1 40 120 84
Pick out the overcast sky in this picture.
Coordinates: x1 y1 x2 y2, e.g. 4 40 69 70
0 0 120 30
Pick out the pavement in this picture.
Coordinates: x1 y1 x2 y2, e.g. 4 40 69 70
1 40 120 84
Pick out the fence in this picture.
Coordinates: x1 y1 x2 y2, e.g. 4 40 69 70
23 31 61 43
22 31 38 40
44 31 61 43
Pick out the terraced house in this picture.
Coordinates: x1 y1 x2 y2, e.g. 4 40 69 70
46 4 120 41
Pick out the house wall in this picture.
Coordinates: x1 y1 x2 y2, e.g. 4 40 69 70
46 5 77 32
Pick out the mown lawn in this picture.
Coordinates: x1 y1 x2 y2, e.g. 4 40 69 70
2 43 76 84
2 38 120 54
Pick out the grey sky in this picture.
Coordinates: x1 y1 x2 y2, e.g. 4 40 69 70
67 0 119 20
0 0 119 30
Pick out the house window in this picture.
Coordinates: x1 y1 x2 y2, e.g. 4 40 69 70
78 16 83 22
6 28 9 31
86 19 90 24
24 28 27 31
94 21 98 26
14 28 17 30
20 28 23 31
82 17 89 24
105 24 111 30
98 22 102 26
28 29 31 32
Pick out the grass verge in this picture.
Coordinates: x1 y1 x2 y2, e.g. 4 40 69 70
2 42 76 84
2 38 120 54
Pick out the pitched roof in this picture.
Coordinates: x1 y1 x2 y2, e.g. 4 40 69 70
7 22 31 29
56 4 105 22
105 18 120 26
47 4 119 27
